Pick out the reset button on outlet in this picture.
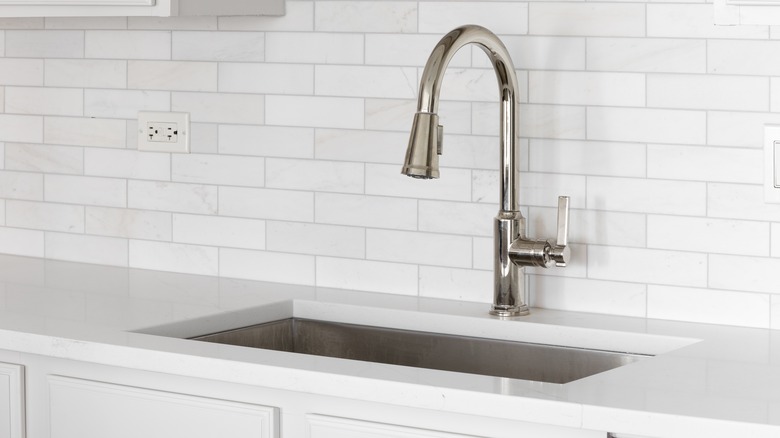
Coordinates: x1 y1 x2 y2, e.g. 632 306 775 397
138 111 190 153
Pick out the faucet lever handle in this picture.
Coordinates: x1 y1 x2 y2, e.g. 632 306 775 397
551 196 570 267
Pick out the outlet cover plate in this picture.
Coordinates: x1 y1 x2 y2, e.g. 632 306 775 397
138 111 190 153
764 125 780 203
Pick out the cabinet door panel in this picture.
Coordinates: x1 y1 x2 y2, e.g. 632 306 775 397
308 415 482 438
0 363 24 438
49 375 277 438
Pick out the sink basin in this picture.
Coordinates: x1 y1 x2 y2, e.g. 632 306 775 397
191 317 650 384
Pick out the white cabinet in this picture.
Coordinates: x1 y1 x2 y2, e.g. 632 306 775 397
48 375 278 438
0 0 284 17
0 363 24 438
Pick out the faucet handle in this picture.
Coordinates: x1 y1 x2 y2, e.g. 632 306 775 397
550 196 570 267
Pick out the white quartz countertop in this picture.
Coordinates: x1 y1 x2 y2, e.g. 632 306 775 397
0 254 778 438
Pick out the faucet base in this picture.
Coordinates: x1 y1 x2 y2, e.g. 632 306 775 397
489 304 530 318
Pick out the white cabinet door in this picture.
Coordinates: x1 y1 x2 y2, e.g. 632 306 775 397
0 363 24 438
0 0 284 17
49 375 278 438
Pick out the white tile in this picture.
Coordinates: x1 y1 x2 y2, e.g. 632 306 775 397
219 187 313 222
708 111 778 149
0 115 43 143
710 255 780 294
648 75 769 112
587 176 705 216
472 237 492 270
530 276 647 318
314 129 407 164
587 107 706 145
85 30 170 59
0 227 44 258
367 229 472 269
266 158 362 194
266 222 364 258
419 2 528 35
648 285 770 328
266 95 363 129
419 266 493 303
44 117 126 148
128 181 217 215
317 257 418 296
172 214 265 250
648 144 762 184
365 99 471 135
45 17 126 29
267 32 363 64
172 31 264 62
0 171 43 201
130 240 217 276
767 78 780 112
218 1 313 31
46 232 128 267
709 40 780 75
648 216 770 257
45 59 126 89
218 125 314 159
474 103 586 139
85 89 170 119
530 3 645 37
773 295 780 329
0 18 43 29
172 92 263 125
220 248 315 285
84 148 170 181
5 143 83 175
473 172 586 208
708 183 780 222
189 123 218 154
366 163 472 202
6 201 83 233
648 4 768 39
588 246 707 288
419 201 495 237
315 1 417 33
587 38 706 73
529 71 645 107
5 87 83 116
530 207 647 248
366 34 470 68
86 207 171 241
438 68 521 103
316 65 417 99
314 193 417 231
128 16 216 30
438 134 507 171
172 154 264 188
6 30 83 58
530 139 646 177
0 59 43 86
45 175 126 208
219 63 314 95
128 61 217 92
486 36 585 71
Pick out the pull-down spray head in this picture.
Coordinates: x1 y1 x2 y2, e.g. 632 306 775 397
401 112 442 179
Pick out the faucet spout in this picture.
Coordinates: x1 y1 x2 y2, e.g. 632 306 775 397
401 25 571 317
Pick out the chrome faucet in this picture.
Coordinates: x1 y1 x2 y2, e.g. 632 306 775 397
401 25 571 317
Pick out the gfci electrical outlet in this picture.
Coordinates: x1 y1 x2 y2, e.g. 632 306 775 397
764 125 780 203
137 111 190 153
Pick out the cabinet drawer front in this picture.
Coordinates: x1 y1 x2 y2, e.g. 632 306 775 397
49 376 277 438
307 415 483 438
0 363 24 438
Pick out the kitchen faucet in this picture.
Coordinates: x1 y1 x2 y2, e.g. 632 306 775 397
401 25 571 317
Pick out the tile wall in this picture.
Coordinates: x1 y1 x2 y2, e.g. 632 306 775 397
0 0 779 328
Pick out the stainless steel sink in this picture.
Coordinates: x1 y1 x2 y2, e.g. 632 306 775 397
191 318 650 384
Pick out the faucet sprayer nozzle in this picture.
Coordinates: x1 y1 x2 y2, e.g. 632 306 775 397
401 112 441 179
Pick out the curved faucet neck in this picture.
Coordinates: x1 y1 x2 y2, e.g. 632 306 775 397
416 25 521 213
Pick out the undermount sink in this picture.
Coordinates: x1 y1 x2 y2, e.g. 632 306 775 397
190 317 651 384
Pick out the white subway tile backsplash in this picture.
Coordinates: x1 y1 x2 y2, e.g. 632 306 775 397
172 214 265 250
172 154 265 187
6 30 83 58
128 61 217 92
46 232 128 267
5 143 83 175
85 30 170 60
130 240 217 276
172 31 264 62
315 1 417 33
530 3 645 37
128 181 216 215
84 148 170 181
45 59 125 89
219 125 314 159
6 200 83 233
317 257 418 295
1 0 780 329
